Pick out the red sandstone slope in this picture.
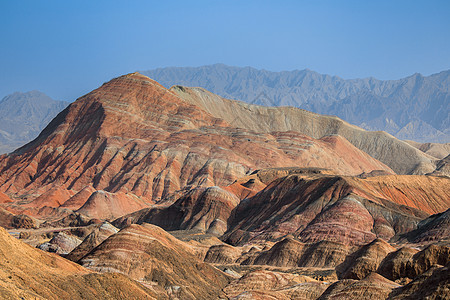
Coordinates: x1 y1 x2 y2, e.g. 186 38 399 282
75 190 149 220
0 72 392 211
0 192 12 204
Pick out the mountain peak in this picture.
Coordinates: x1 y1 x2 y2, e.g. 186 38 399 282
108 71 166 89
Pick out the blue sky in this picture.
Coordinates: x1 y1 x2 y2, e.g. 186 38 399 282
1 0 449 101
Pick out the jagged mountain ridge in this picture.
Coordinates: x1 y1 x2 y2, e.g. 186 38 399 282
0 91 69 154
142 64 450 143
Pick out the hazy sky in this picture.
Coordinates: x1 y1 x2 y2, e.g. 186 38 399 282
1 0 449 101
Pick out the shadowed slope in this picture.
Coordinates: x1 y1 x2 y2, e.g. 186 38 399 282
223 174 449 246
113 185 240 235
396 208 450 244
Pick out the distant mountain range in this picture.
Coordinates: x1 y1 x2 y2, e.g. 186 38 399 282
0 91 68 154
142 64 450 143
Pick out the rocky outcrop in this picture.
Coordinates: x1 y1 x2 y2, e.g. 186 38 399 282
377 244 450 281
204 244 243 264
428 154 450 176
242 238 351 268
376 247 418 282
11 214 39 229
41 212 98 228
388 263 450 299
318 273 400 299
397 208 450 244
0 207 15 229
38 231 82 254
114 186 240 235
337 239 396 279
79 223 230 299
66 222 118 262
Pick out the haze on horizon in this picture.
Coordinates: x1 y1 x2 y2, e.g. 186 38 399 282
1 0 449 101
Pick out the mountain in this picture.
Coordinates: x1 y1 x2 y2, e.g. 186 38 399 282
0 91 68 154
142 64 450 143
405 140 450 159
0 72 393 216
0 72 449 299
169 85 438 175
